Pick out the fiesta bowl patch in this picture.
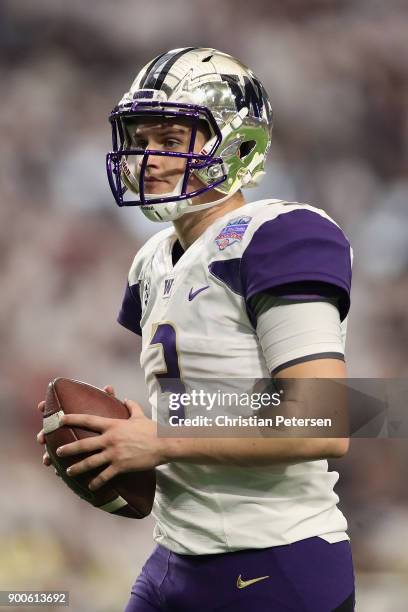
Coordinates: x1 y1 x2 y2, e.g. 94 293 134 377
215 216 252 250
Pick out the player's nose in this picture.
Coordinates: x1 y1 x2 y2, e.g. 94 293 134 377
138 151 161 172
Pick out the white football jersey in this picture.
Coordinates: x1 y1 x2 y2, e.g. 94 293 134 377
118 199 352 554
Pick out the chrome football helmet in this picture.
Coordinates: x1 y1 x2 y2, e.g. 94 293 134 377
106 47 273 222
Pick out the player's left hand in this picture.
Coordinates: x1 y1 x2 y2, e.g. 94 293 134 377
55 396 164 491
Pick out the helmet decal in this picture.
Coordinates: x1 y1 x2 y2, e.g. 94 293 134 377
220 74 265 119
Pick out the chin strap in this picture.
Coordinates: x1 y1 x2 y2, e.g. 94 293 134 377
141 185 242 221
182 189 241 213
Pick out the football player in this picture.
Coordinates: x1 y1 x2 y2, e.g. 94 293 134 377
38 48 355 611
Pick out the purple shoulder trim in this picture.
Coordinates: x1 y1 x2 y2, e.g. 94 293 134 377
208 209 352 323
117 282 142 336
241 209 352 321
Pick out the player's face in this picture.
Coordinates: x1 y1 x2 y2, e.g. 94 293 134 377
125 118 209 195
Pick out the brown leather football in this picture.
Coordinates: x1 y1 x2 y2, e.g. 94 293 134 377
43 377 156 518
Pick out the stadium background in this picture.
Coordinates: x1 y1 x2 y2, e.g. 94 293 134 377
1 1 408 610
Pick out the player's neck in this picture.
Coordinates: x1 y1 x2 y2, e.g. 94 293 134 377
173 191 246 250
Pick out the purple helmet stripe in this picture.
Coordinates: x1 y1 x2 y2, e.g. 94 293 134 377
141 51 177 89
138 51 169 89
144 47 197 90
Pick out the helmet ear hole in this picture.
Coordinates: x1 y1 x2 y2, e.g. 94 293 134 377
239 140 256 159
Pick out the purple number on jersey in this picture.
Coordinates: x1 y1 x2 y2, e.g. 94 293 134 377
150 323 185 421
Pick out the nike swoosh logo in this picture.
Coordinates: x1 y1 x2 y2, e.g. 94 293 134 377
188 285 209 301
236 574 270 589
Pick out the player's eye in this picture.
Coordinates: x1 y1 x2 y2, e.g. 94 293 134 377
164 138 182 149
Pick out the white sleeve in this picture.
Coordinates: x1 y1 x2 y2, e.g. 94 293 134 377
254 296 346 374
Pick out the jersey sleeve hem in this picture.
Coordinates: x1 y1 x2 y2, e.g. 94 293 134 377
246 272 351 321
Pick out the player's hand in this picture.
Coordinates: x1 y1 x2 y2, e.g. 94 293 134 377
54 398 164 491
36 386 114 467
36 400 52 466
103 385 116 397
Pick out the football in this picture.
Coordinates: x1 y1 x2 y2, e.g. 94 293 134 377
43 377 156 518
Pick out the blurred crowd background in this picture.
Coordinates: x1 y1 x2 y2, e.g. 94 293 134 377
1 0 408 610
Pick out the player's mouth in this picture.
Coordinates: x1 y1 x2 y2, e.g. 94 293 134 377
143 176 173 194
144 177 167 189
144 176 163 184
